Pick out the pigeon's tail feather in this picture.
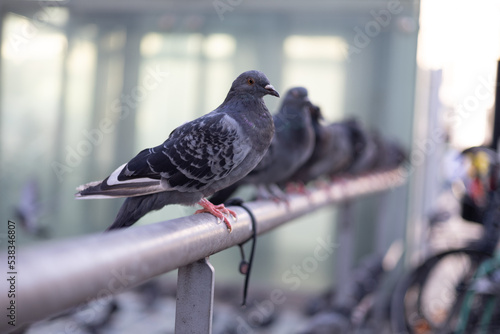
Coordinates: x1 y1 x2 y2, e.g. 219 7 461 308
106 193 172 230
75 162 166 199
75 178 164 199
209 183 239 205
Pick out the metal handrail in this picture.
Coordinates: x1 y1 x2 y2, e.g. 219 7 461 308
0 168 405 332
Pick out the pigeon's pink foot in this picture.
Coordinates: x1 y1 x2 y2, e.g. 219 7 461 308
271 196 290 208
195 198 236 232
285 183 296 193
314 179 332 190
285 182 308 194
257 184 291 208
287 182 315 202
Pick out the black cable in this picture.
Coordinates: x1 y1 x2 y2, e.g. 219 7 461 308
225 198 257 307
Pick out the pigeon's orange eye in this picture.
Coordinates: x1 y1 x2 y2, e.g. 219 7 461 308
247 78 254 85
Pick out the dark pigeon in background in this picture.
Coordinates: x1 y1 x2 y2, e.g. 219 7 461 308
344 119 379 175
210 87 316 205
371 132 407 171
286 105 353 186
325 122 355 177
76 70 279 232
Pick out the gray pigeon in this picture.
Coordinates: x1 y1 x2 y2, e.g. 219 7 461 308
210 87 315 204
75 70 279 232
371 132 407 171
344 119 379 175
286 105 353 186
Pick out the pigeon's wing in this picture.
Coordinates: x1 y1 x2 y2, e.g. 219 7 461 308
77 113 252 198
149 113 252 192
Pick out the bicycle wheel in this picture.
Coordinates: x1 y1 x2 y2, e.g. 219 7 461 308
455 257 500 334
455 293 499 334
391 249 491 334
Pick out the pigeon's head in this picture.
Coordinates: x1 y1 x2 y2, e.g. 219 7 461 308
229 70 280 99
283 87 311 107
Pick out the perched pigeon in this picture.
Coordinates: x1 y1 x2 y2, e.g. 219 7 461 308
210 87 315 205
371 132 407 171
344 119 379 175
325 122 355 176
76 70 279 232
286 105 353 185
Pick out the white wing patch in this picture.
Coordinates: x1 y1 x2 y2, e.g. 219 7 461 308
106 163 160 186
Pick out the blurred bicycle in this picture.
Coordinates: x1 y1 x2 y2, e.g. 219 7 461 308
391 147 500 334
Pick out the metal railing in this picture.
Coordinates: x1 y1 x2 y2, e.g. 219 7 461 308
0 168 405 333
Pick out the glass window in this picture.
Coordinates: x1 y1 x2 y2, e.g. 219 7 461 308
283 35 347 120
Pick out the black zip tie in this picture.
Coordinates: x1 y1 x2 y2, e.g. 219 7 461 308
224 197 257 307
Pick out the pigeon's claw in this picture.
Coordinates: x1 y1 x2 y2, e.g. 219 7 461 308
195 198 236 232
285 182 309 195
256 184 291 208
286 182 315 203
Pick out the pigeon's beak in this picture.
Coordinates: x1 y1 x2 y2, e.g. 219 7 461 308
264 84 280 98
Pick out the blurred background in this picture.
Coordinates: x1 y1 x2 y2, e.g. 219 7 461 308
0 0 499 331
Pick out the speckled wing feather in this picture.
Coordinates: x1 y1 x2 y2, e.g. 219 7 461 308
77 113 251 198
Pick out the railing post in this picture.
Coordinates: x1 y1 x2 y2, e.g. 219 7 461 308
175 257 215 334
333 201 355 306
